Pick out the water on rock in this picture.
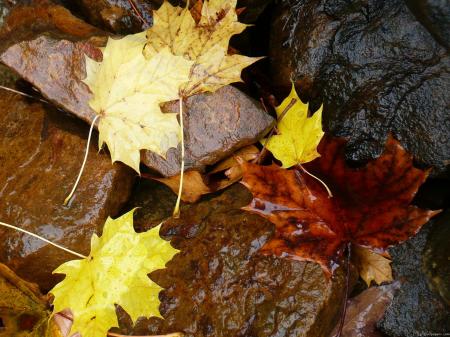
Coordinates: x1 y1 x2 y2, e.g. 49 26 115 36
0 93 134 291
119 181 354 337
270 0 450 174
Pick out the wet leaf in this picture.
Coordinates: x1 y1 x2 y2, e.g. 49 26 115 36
154 170 211 203
144 0 262 97
330 282 401 337
50 210 179 337
353 246 393 286
149 146 259 203
84 32 193 173
261 84 324 168
241 136 440 277
0 263 49 337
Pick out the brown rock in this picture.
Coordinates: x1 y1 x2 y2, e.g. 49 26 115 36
0 1 105 125
0 3 273 177
119 181 353 337
71 0 158 34
0 93 134 291
146 86 274 176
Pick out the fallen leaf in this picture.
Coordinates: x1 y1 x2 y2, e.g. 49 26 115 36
84 32 193 173
149 146 259 203
209 145 260 174
330 281 401 337
207 145 260 191
0 263 50 337
241 136 440 277
144 0 262 97
50 210 179 337
154 170 211 203
353 245 393 286
261 84 324 168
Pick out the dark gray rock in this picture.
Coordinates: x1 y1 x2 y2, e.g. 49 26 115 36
423 211 450 305
378 217 450 336
270 0 450 174
404 0 450 49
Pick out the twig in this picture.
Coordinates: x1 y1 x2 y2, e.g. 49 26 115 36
127 0 149 27
0 221 86 259
64 115 100 206
336 243 352 337
297 164 333 198
255 98 296 164
173 98 185 218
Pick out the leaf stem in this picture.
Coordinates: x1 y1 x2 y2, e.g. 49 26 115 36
0 85 50 104
297 164 333 198
336 242 351 337
173 98 185 218
64 115 100 206
255 98 296 164
0 221 86 259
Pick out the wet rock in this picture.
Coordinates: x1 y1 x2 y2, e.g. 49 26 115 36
378 217 450 336
0 1 105 125
120 182 353 337
71 0 157 34
0 3 273 177
0 0 11 28
0 64 17 87
423 211 450 305
270 0 450 173
405 0 450 49
0 93 134 291
238 0 273 23
145 86 274 176
123 179 177 232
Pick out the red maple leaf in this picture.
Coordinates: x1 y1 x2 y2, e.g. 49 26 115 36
241 136 440 277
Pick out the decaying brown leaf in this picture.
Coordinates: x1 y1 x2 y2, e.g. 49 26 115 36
149 145 259 203
0 263 49 336
330 281 401 337
154 171 211 203
353 246 393 286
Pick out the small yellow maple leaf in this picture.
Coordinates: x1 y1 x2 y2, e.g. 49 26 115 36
262 84 324 168
84 32 193 173
144 0 262 97
353 245 393 287
50 210 178 337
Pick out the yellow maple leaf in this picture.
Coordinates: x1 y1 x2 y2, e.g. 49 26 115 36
84 32 193 173
262 84 324 168
144 0 262 97
353 245 393 287
50 210 178 337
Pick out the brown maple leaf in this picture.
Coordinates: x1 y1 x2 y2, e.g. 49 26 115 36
241 136 440 277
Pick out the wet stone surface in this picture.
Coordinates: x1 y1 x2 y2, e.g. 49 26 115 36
378 216 450 336
0 93 134 292
423 211 450 305
68 0 157 34
119 182 351 337
270 0 450 174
